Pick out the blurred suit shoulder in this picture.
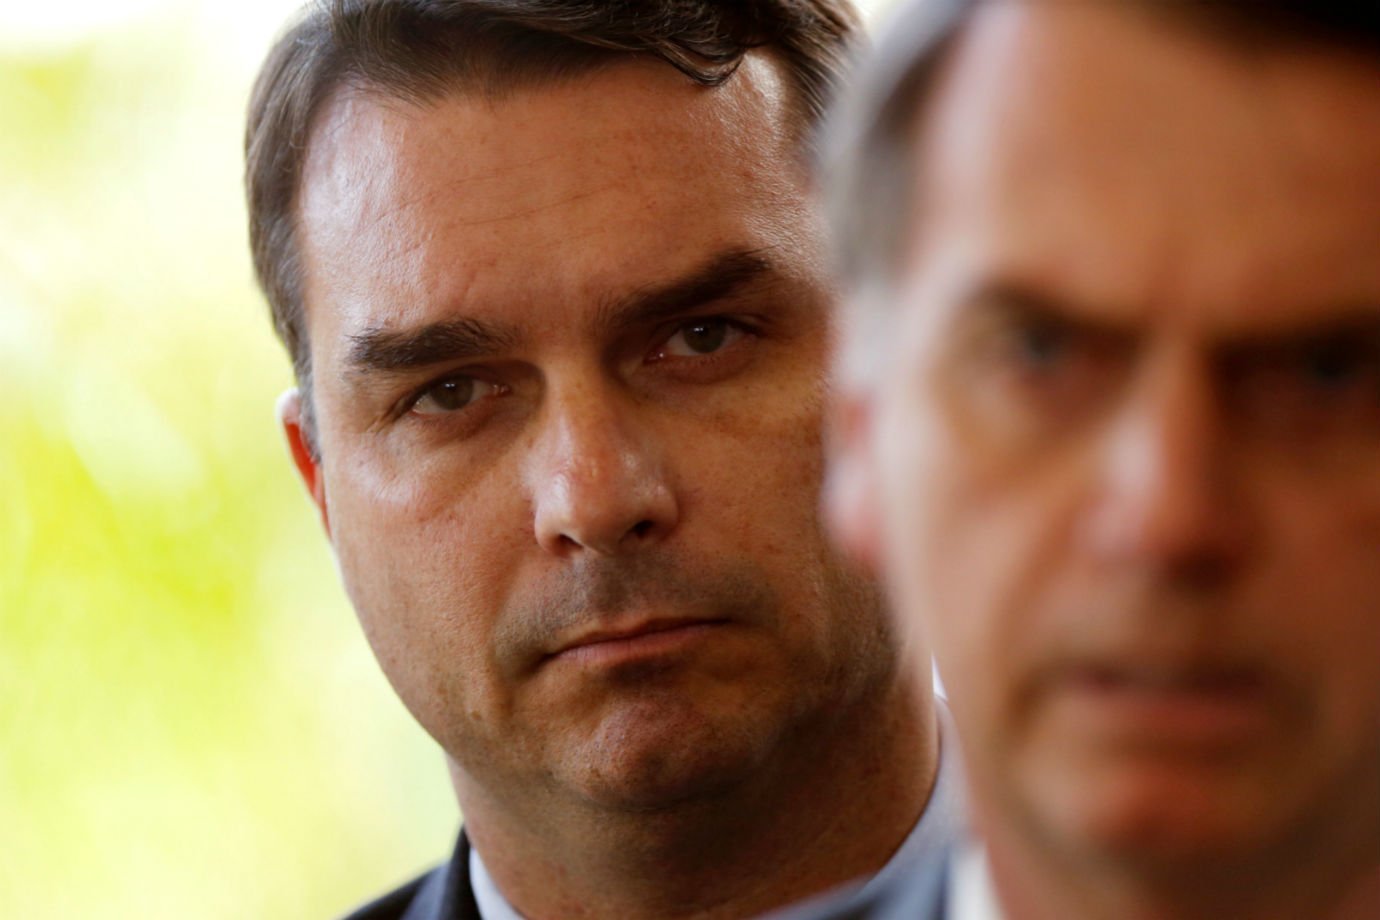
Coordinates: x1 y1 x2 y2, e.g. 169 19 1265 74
339 831 480 920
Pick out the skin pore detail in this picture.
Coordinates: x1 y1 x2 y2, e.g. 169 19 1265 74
286 51 934 920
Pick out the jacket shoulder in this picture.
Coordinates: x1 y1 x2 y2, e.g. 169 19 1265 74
339 869 438 920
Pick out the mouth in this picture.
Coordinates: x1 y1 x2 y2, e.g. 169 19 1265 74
544 618 732 668
1050 661 1279 746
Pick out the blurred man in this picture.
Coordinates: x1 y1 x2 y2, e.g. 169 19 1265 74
244 1 964 918
826 0 1380 917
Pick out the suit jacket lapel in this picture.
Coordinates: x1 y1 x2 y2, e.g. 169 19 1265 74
401 831 482 920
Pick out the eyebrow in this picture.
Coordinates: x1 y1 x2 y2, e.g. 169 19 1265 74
957 280 1134 339
342 247 777 381
960 280 1380 348
345 315 521 378
594 248 778 334
1216 312 1380 353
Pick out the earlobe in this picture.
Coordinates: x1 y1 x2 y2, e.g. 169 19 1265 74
823 392 885 576
277 388 330 537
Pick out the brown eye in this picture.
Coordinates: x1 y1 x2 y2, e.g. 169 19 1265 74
1298 339 1372 392
1001 316 1124 389
411 377 502 416
660 319 741 357
1224 334 1380 439
1011 318 1073 373
974 313 1132 432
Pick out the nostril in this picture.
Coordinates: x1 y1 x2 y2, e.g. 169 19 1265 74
630 520 655 539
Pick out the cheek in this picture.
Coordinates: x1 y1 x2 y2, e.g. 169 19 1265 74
875 395 995 695
1251 470 1380 734
688 379 830 539
324 451 521 711
874 384 1091 732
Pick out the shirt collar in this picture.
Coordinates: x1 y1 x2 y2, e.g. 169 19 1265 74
470 698 968 920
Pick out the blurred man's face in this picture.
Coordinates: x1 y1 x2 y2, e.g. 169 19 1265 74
838 0 1380 875
286 56 895 820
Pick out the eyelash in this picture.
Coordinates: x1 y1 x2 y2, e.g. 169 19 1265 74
400 374 508 419
648 316 758 363
393 315 761 422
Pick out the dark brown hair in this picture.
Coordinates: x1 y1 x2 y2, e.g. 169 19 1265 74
245 0 861 416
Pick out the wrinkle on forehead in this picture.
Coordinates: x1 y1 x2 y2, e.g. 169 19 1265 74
299 53 798 237
301 93 617 247
295 52 815 359
910 0 1380 332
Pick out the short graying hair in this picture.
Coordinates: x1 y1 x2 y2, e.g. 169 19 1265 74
823 0 1380 314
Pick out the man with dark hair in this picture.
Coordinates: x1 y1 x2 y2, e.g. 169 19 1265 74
244 2 964 918
824 0 1380 917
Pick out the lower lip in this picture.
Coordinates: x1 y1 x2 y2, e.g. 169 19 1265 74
1049 672 1276 746
552 622 728 668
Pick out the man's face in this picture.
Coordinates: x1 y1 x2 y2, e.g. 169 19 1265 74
839 1 1380 872
289 56 893 817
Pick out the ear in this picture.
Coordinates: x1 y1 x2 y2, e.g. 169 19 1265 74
278 388 330 537
824 385 885 577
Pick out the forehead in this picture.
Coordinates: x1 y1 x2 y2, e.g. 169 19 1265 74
296 54 811 345
909 0 1380 332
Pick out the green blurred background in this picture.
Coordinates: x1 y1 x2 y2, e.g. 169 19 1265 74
0 0 894 916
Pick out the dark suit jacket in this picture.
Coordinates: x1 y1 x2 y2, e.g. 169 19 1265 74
340 833 950 920
341 831 480 920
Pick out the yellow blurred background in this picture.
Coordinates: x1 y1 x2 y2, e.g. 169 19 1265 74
1 0 895 916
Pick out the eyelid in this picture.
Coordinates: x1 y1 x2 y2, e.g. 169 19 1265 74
649 314 759 360
981 309 1127 365
1221 335 1378 377
398 371 507 419
668 318 742 353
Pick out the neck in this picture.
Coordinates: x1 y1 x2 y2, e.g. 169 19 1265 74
456 677 937 920
983 811 1380 920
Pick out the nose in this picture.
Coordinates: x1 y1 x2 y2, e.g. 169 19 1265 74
526 380 679 557
1082 350 1249 585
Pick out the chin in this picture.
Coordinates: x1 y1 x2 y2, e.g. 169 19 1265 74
564 695 775 813
1041 765 1285 872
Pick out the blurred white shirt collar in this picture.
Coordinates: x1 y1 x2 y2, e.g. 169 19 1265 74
948 843 1003 920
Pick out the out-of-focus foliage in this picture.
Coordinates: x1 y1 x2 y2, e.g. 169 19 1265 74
0 5 455 918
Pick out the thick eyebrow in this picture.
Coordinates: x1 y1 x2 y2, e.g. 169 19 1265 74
345 316 520 379
956 280 1135 339
961 281 1380 348
594 248 779 334
1215 311 1380 355
342 248 776 381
